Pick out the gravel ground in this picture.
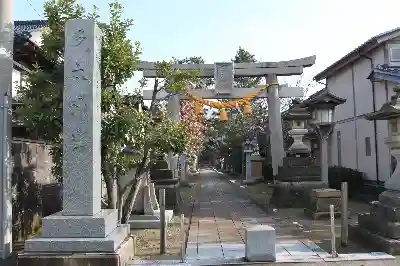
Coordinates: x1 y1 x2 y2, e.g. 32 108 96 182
132 219 185 260
132 176 198 260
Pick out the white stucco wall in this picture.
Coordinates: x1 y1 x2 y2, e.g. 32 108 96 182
12 68 21 96
326 45 392 182
326 67 354 121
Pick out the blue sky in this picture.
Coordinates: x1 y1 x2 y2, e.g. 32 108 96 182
15 0 400 95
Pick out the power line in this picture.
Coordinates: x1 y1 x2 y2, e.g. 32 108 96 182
24 0 41 17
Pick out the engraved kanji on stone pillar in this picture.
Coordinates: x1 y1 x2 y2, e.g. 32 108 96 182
215 62 234 95
62 19 102 216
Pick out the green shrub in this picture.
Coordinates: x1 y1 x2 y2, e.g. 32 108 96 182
328 165 365 198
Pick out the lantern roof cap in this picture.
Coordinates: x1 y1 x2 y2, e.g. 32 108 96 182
300 89 346 109
283 99 312 120
366 95 400 120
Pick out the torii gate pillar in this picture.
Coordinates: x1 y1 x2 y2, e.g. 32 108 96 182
167 95 181 176
267 74 285 176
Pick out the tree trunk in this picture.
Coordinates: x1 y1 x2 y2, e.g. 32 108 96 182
102 162 116 209
117 182 123 222
120 173 142 224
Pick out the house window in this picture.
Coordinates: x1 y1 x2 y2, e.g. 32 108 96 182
365 137 371 156
337 131 342 166
390 47 400 62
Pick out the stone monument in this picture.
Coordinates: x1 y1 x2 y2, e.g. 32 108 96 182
349 92 400 254
18 19 133 266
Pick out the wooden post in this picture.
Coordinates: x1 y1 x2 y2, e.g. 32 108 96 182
330 204 338 258
180 214 186 262
341 182 348 246
159 188 166 254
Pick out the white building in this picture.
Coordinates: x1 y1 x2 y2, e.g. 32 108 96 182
314 27 400 184
12 20 47 97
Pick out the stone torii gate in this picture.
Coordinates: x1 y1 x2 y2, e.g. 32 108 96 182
138 56 316 176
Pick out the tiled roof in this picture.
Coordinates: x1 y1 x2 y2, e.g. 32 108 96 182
368 64 400 83
14 20 47 38
314 27 400 81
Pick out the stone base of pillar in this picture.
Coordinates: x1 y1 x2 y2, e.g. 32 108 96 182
24 223 130 252
18 236 135 266
349 190 400 255
270 181 327 208
304 189 342 220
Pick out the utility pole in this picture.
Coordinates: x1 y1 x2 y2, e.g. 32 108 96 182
0 0 13 259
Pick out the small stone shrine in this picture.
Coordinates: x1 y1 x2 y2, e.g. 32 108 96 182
270 156 324 208
349 92 400 254
18 19 133 266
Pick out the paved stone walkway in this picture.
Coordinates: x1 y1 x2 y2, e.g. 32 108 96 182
130 168 396 265
184 169 394 264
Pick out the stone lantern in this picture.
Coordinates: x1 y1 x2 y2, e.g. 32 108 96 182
350 91 400 254
302 90 346 184
283 99 312 157
243 139 253 181
242 137 263 184
300 90 346 219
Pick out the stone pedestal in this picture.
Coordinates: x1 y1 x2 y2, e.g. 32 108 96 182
270 157 326 208
350 190 400 254
304 189 341 219
270 181 327 208
245 225 276 262
18 236 135 266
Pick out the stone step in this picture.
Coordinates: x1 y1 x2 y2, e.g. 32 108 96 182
277 175 321 182
282 157 316 167
24 224 130 252
278 166 320 178
358 213 400 239
129 219 163 229
370 201 400 223
128 210 174 229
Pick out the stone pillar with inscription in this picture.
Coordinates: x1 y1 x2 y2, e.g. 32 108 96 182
19 19 133 266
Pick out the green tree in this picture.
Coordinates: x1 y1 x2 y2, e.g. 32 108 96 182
16 0 193 223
